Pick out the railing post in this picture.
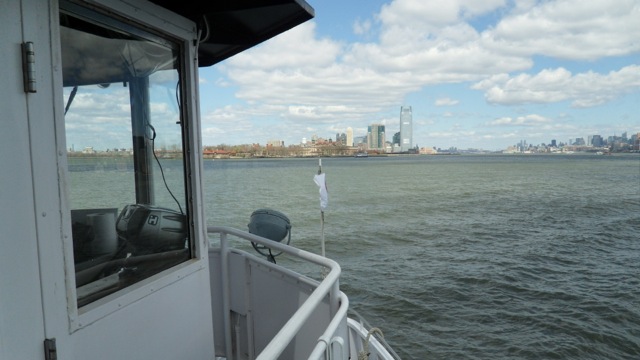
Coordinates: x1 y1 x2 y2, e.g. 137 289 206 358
309 292 350 359
330 337 345 360
220 231 233 360
208 226 344 360
330 279 340 318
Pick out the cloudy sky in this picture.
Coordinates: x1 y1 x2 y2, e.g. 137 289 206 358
197 0 640 151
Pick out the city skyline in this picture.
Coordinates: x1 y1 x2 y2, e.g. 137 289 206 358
68 126 639 153
207 128 638 152
282 126 638 150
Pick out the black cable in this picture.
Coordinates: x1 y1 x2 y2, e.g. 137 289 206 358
268 248 276 264
175 79 180 105
64 86 78 115
200 15 210 43
147 123 184 215
175 80 181 123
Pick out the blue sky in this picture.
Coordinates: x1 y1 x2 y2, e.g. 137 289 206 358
197 0 639 151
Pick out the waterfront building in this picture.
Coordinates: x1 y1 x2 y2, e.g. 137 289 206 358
420 146 437 154
400 106 413 152
346 127 353 147
392 131 400 146
354 135 366 146
337 133 347 145
592 135 604 147
517 140 529 152
266 140 284 147
367 124 385 150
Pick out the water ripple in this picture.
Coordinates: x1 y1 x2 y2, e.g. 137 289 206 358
202 155 640 359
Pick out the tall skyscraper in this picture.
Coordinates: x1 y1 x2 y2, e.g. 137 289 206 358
346 127 353 147
592 135 604 147
367 124 385 150
400 106 413 152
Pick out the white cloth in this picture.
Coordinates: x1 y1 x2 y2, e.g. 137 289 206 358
313 173 328 211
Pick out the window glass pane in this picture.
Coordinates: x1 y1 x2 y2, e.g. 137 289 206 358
61 10 190 307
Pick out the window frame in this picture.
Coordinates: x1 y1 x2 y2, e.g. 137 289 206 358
56 0 206 331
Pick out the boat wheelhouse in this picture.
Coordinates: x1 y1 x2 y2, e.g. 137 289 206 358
1 0 397 359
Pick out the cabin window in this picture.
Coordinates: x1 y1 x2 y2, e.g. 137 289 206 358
60 4 192 307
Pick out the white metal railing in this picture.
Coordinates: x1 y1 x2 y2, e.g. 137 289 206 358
347 310 402 360
308 291 349 359
207 226 343 360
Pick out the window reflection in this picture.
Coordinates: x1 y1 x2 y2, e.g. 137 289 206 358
61 9 191 307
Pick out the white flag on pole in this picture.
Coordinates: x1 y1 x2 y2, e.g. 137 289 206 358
313 172 328 211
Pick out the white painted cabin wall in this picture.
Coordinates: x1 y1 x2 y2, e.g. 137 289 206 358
1 0 216 359
70 269 215 360
0 1 47 358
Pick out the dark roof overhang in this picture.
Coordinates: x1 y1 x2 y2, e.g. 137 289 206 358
149 0 315 67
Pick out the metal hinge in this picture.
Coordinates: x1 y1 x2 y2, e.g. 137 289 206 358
22 41 37 93
44 338 57 360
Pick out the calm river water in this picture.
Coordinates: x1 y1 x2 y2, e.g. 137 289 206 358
203 154 640 360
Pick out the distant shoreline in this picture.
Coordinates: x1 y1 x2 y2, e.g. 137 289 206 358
66 150 638 161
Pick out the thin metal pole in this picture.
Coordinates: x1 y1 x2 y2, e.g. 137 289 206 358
129 76 154 205
321 211 325 258
220 233 233 360
318 158 325 258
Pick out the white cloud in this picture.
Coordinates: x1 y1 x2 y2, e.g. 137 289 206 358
487 114 552 126
223 0 639 117
426 130 477 139
378 0 506 30
223 5 533 120
353 18 372 35
435 97 459 106
225 22 341 70
482 0 640 60
473 65 640 107
200 0 640 148
201 105 255 142
481 132 519 140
